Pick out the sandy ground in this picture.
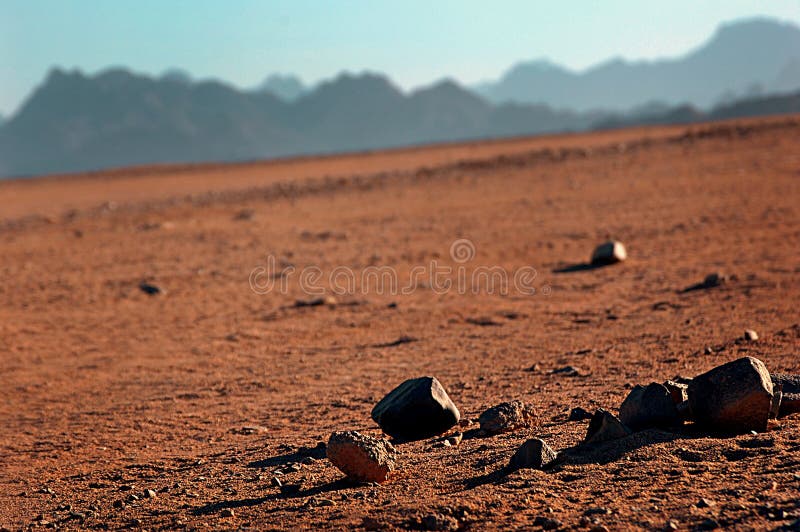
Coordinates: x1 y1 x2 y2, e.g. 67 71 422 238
1 117 799 530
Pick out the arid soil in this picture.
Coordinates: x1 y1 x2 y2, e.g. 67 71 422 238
1 117 799 530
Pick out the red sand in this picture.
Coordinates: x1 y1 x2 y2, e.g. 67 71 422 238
1 117 799 530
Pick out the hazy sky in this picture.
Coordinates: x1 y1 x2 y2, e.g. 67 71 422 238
1 0 799 116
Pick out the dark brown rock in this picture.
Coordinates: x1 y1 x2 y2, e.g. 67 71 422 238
509 438 557 470
688 356 774 433
326 431 397 483
771 373 800 395
619 382 681 430
568 406 593 421
590 240 627 265
478 400 537 434
371 377 460 441
583 409 631 445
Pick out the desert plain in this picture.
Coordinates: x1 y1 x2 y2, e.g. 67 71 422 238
1 116 799 530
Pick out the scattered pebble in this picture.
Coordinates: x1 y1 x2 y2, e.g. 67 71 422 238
144 489 157 499
590 240 627 265
552 365 585 377
509 438 557 470
294 295 338 307
619 382 681 430
420 513 459 531
326 431 397 483
220 508 235 518
697 498 715 508
478 400 537 434
568 406 593 421
743 329 759 341
583 409 631 445
446 433 463 446
139 282 162 295
703 272 728 288
533 516 563 530
371 376 460 440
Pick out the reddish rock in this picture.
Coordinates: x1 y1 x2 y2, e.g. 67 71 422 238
478 400 537 434
326 431 397 483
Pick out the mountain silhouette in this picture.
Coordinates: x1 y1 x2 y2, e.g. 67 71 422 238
476 18 800 110
258 74 306 101
0 69 595 177
1 17 799 178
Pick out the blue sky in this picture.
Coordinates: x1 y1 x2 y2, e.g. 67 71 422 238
1 0 798 116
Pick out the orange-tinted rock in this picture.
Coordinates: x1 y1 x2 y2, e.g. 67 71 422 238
478 400 537 434
326 431 397 483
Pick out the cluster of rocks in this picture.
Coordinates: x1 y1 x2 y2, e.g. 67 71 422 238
325 357 798 483
326 376 539 482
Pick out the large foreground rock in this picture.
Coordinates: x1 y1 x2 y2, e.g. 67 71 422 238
619 382 681 430
590 240 627 265
478 400 537 434
371 377 460 441
326 431 397 483
509 438 557 470
688 357 774 433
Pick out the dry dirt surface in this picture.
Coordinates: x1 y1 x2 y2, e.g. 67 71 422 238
1 117 799 531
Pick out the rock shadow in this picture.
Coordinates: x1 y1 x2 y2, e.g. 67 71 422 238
247 444 326 469
552 262 608 274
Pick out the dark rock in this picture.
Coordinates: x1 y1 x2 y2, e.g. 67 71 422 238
568 407 593 421
509 438 557 470
590 240 627 265
619 382 681 430
696 498 715 508
326 431 397 483
771 373 800 395
371 377 460 440
777 392 800 418
478 400 537 434
139 282 162 295
294 295 337 307
420 513 459 531
698 518 720 530
583 409 631 445
703 272 728 288
552 365 585 377
688 357 774 433
533 516 563 530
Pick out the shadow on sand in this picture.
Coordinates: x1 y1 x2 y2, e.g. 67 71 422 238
552 262 610 273
193 479 355 515
461 426 712 491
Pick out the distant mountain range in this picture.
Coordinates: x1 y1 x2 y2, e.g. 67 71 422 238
475 18 800 110
1 17 799 178
257 74 307 102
